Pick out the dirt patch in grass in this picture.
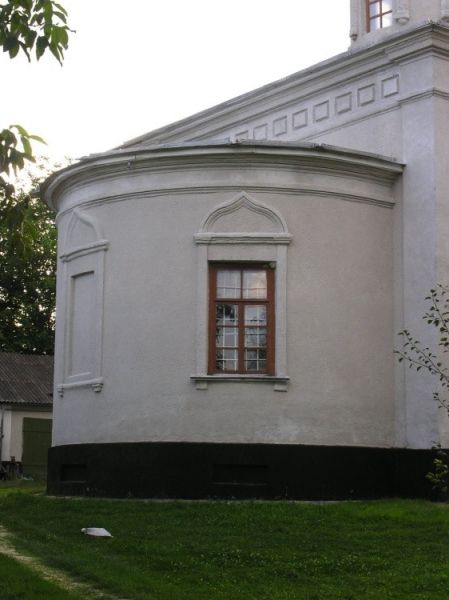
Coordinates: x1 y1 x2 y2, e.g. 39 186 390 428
0 526 121 600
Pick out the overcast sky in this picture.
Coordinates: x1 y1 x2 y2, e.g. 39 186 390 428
2 1 350 161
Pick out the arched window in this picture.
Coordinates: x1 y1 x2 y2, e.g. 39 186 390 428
208 263 275 375
192 192 291 391
366 0 393 31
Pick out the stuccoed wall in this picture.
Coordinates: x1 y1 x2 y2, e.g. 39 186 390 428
118 22 449 451
46 146 401 450
1 409 12 461
44 17 449 456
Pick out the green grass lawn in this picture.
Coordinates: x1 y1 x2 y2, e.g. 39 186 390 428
0 552 86 600
0 485 448 599
0 479 45 496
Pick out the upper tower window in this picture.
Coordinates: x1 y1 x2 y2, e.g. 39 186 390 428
367 0 393 31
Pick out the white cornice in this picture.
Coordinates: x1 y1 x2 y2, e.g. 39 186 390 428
42 142 403 211
398 87 449 105
43 144 403 213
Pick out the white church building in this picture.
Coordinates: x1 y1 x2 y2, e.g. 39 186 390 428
43 0 449 498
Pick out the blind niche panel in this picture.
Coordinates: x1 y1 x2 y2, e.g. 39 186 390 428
68 270 96 378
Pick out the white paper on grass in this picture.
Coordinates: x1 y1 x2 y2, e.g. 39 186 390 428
81 527 112 537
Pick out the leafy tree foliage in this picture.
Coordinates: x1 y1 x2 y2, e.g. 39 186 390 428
0 1 71 351
0 0 69 63
0 161 57 354
1 0 71 184
0 1 70 350
0 124 45 203
0 0 71 251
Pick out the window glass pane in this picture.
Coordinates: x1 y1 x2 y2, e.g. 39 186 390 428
217 270 240 298
369 1 380 17
245 327 267 348
242 271 267 299
382 12 393 26
216 349 238 371
245 305 267 326
216 304 238 325
382 0 392 11
370 16 381 30
216 327 238 348
245 349 267 372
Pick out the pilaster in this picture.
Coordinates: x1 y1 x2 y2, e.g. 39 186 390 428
394 0 410 25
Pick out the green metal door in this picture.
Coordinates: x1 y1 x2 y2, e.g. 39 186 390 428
22 417 52 479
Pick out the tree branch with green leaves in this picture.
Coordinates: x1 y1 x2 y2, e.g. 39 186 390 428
396 285 449 498
0 124 45 196
395 285 449 412
0 0 72 253
0 0 70 63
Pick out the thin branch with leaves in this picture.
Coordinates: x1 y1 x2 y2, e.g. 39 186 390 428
396 285 449 496
395 285 449 404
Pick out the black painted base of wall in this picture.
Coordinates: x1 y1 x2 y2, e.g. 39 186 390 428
47 442 440 500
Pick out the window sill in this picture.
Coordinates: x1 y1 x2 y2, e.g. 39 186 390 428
190 374 289 392
57 377 104 397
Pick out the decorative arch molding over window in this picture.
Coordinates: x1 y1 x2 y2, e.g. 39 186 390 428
60 208 109 263
195 191 291 245
192 192 291 391
57 208 109 397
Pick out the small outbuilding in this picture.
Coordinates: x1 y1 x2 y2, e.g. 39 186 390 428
0 353 53 479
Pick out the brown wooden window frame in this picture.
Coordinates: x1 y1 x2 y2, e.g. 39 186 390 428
366 0 393 32
208 263 275 376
